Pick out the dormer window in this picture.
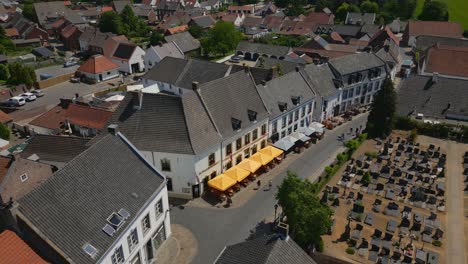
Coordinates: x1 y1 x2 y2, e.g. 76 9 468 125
291 96 300 106
278 102 287 112
232 118 242 131
247 110 257 122
107 212 124 230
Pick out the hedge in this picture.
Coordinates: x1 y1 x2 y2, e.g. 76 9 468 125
395 116 468 142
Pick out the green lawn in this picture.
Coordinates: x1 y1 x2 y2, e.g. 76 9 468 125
444 0 468 29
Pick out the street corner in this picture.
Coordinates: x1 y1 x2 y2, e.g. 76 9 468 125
155 224 198 264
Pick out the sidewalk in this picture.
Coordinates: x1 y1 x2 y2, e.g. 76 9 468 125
154 224 198 264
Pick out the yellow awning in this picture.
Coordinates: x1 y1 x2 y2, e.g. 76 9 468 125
225 166 250 182
249 152 274 165
208 174 237 192
259 146 284 158
237 158 262 173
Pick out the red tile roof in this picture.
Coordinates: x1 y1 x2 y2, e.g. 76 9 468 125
304 12 333 24
0 110 13 124
166 25 189 35
30 105 68 130
294 47 354 59
330 31 345 43
369 26 399 45
50 17 66 29
0 230 48 264
407 21 463 38
425 45 468 78
78 55 119 74
102 6 113 12
0 156 11 183
5 28 19 37
60 24 79 39
65 104 112 129
228 5 254 11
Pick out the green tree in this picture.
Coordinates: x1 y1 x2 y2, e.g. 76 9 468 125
201 21 241 57
22 1 37 23
336 3 360 22
99 11 123 34
188 24 204 39
120 5 138 34
149 31 165 46
418 0 449 21
0 64 10 80
360 0 379 13
361 171 371 185
0 123 9 140
366 77 397 138
276 171 333 248
6 63 36 86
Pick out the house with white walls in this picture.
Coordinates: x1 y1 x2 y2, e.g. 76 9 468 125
144 41 184 71
111 42 146 74
77 54 120 82
15 129 171 264
328 52 387 113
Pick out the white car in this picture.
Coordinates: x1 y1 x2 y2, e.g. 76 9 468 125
31 89 44 97
5 96 26 106
20 93 37 102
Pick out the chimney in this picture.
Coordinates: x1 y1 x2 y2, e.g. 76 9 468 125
243 65 250 73
138 89 143 110
261 80 267 86
295 65 300 72
60 98 70 108
432 72 439 83
192 81 199 91
269 66 278 80
108 124 119 135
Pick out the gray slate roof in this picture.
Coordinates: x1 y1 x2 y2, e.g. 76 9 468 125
197 70 269 139
237 41 290 57
397 75 468 121
18 133 165 264
164 31 200 53
415 35 468 51
113 0 132 13
346 12 376 25
191 15 215 28
20 135 89 167
301 63 339 98
33 1 67 25
106 91 221 154
143 57 242 89
329 52 385 76
215 235 317 264
256 71 315 119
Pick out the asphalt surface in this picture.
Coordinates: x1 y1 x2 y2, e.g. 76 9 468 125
170 114 369 264
34 64 79 79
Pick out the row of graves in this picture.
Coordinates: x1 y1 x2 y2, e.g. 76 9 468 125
464 151 468 217
323 136 444 264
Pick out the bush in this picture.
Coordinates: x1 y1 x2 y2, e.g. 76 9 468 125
337 152 349 164
432 240 442 247
409 128 418 142
361 171 371 186
395 116 466 142
358 133 368 142
316 238 324 252
365 151 378 158
345 247 355 255
0 123 10 140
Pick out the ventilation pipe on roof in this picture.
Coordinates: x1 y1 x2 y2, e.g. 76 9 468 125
432 72 439 83
192 81 199 91
108 124 119 135
138 89 143 110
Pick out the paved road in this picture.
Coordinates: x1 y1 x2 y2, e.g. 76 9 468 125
35 64 79 79
170 114 368 264
445 141 467 264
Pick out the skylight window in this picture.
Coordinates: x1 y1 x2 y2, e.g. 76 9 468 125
107 212 125 229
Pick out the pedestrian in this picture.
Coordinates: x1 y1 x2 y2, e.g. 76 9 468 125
355 127 359 134
257 180 261 190
268 180 272 190
349 127 353 134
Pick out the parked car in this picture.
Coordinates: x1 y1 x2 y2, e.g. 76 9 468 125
40 73 53 80
70 76 80 83
31 89 44 97
229 56 241 63
64 60 78 67
3 96 26 107
19 93 37 102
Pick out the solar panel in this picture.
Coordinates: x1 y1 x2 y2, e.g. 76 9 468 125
102 224 116 237
118 208 130 219
83 243 97 258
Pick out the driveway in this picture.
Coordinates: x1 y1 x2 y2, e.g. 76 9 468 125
170 114 369 264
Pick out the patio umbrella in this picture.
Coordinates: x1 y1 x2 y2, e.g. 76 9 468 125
259 146 284 158
310 122 325 133
290 131 311 142
225 166 250 182
273 136 296 151
297 126 315 136
237 158 262 173
249 152 274 166
208 174 236 192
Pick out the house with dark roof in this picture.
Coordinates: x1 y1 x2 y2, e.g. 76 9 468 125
15 130 171 264
397 75 468 123
189 15 216 28
59 23 83 51
256 68 316 144
418 45 468 80
414 35 468 52
78 27 116 54
214 234 317 264
112 0 132 13
110 42 146 73
155 0 179 20
403 21 463 46
144 41 184 70
0 230 48 264
78 54 120 82
328 52 387 113
33 1 68 26
0 155 53 230
132 4 157 23
236 41 291 61
345 12 376 25
164 31 201 55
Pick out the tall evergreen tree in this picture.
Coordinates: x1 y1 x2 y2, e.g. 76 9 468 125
366 77 397 138
419 0 449 21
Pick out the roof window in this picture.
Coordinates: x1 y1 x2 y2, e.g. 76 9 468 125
231 118 242 131
247 110 257 122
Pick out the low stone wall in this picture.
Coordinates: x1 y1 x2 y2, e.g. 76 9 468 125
36 73 74 89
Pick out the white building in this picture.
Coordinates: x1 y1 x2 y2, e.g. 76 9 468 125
144 41 184 71
328 53 387 113
77 54 120 82
15 129 171 264
111 42 146 74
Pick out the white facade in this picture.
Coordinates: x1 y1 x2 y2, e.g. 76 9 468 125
269 100 315 142
321 94 340 121
112 46 146 74
98 186 171 264
80 69 120 82
338 74 385 113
